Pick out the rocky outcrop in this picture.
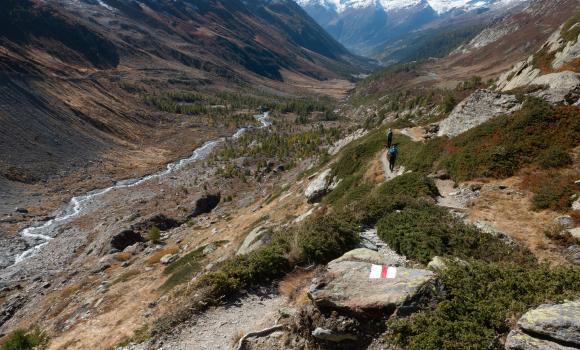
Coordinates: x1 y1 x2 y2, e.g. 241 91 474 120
437 90 522 137
190 193 221 218
505 300 580 350
132 214 179 233
304 169 340 203
110 229 144 251
308 249 435 315
496 26 580 105
236 226 272 255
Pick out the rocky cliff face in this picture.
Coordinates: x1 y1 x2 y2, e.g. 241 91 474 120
496 19 580 105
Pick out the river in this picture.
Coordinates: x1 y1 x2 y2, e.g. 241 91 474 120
11 112 271 266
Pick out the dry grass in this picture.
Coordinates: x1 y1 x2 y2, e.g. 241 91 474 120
60 284 82 299
147 245 180 265
278 270 315 303
231 330 245 347
363 152 386 183
114 252 133 262
466 177 569 264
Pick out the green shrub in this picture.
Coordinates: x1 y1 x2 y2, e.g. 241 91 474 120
531 174 577 211
160 241 228 291
198 211 359 300
1 328 48 350
441 99 580 181
198 239 289 298
147 226 161 242
387 261 580 350
376 204 533 264
296 213 359 264
538 147 572 169
375 172 439 199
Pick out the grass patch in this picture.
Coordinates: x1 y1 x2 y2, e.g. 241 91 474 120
160 241 227 291
441 99 580 181
387 261 580 350
376 202 533 264
1 328 49 350
117 324 149 348
147 245 180 265
112 269 140 285
561 11 580 43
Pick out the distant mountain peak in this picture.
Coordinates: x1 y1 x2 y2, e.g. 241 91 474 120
296 0 525 14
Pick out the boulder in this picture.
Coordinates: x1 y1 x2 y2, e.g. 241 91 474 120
329 248 401 266
132 214 179 232
427 256 448 271
438 90 522 137
110 230 144 251
531 72 580 104
572 196 580 211
309 250 435 315
311 327 357 342
304 169 340 203
505 330 576 350
236 226 272 255
14 208 28 214
160 253 179 265
505 300 580 350
568 228 580 242
190 193 220 218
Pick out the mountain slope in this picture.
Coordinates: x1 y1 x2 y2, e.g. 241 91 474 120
297 0 529 61
0 0 366 215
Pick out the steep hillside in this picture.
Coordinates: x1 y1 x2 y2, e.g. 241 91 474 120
0 0 367 219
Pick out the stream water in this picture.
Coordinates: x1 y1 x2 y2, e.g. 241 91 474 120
12 112 271 266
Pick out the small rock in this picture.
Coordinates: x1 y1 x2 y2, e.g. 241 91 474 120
554 215 573 229
203 243 218 255
15 208 28 214
160 254 179 265
311 327 357 342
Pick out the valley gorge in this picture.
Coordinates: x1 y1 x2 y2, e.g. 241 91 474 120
0 1 579 350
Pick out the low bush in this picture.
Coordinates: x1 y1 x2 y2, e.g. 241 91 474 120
441 99 580 181
147 226 161 243
531 173 578 212
1 328 48 350
387 261 580 350
198 211 359 301
376 203 533 264
538 146 572 169
374 172 439 199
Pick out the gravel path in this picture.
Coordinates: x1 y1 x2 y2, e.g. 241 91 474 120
159 293 285 350
380 150 406 181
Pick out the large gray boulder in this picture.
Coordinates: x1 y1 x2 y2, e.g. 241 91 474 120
309 249 435 314
505 300 580 350
236 226 271 255
438 90 522 137
304 169 340 203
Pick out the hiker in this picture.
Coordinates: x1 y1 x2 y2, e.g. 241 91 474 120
388 145 398 172
386 128 393 148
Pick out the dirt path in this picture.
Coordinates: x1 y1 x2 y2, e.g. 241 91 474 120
380 150 406 181
159 293 285 350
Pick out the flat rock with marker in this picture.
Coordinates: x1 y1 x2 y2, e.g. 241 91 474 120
308 248 436 315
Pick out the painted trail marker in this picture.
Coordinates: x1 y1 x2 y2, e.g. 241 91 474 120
369 265 397 279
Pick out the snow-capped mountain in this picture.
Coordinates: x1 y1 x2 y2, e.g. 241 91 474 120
296 0 529 61
296 0 524 14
